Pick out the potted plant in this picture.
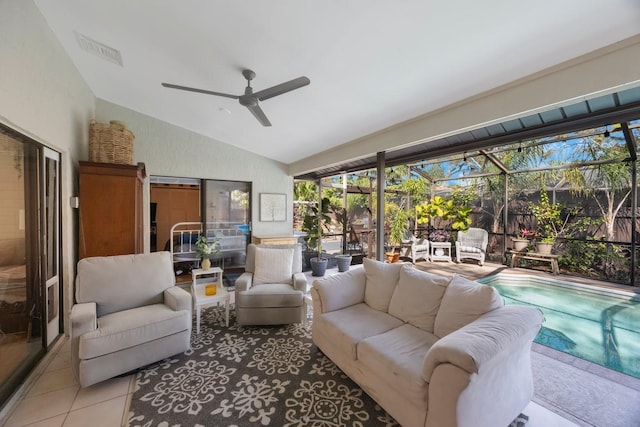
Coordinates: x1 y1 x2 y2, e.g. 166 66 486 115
529 190 573 255
301 197 331 276
332 206 353 271
195 234 221 270
512 228 537 252
386 207 410 263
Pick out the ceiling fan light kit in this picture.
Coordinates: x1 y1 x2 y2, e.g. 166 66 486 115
162 69 310 127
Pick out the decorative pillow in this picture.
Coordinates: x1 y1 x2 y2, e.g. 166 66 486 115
252 247 294 285
388 264 452 333
363 258 403 312
433 274 504 338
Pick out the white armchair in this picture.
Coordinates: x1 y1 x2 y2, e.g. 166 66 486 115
71 252 192 387
401 236 430 263
455 228 489 266
235 244 306 326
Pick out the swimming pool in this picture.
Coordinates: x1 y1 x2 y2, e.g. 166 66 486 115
478 274 640 379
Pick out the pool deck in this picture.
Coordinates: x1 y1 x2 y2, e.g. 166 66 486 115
413 259 640 427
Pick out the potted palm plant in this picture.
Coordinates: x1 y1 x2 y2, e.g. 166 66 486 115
386 207 410 263
301 197 331 276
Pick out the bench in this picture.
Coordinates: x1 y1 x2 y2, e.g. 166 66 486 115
509 250 559 275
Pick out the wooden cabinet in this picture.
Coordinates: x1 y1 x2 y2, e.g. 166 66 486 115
78 161 145 259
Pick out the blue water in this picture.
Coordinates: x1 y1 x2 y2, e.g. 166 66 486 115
478 274 640 379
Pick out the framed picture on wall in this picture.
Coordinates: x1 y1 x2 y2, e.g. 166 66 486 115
259 193 286 222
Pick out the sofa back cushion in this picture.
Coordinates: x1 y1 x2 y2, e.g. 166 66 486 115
363 258 403 312
313 268 366 312
434 274 504 338
252 246 294 285
388 265 452 333
76 251 175 317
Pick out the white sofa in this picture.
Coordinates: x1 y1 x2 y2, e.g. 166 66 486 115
71 252 192 387
311 258 543 427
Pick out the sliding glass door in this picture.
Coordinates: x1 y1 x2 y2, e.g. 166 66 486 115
0 126 60 406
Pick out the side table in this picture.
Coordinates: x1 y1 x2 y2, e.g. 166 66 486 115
429 241 452 262
191 267 229 333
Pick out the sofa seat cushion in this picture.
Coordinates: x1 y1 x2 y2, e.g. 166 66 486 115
358 324 438 409
79 304 190 360
314 303 404 360
236 283 303 308
458 245 482 253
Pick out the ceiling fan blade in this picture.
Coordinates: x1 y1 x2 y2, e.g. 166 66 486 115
246 104 272 127
253 76 310 101
161 82 239 99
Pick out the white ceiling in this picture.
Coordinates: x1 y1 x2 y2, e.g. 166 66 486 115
34 0 640 165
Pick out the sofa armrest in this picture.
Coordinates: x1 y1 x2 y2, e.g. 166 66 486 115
164 286 192 312
312 268 366 313
423 305 543 382
293 272 307 292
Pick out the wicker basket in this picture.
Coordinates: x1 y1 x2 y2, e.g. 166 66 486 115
88 120 134 164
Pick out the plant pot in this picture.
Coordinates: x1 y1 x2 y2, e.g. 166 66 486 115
535 242 553 255
310 257 328 276
385 252 400 263
201 258 211 270
512 239 529 252
336 255 352 272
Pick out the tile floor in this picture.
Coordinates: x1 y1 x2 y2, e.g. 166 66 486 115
0 338 135 427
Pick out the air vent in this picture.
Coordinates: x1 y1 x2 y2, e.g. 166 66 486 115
74 31 123 66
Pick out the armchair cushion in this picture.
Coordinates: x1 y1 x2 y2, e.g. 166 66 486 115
79 304 190 359
457 245 482 253
253 246 294 285
388 265 451 333
363 257 403 312
235 283 303 308
434 274 503 338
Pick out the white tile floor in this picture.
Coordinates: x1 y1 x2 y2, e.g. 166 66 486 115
0 338 135 427
0 335 578 427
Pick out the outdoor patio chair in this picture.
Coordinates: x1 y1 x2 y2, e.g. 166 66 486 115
401 235 430 263
455 227 489 266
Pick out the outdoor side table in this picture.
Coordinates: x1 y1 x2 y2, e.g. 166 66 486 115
429 241 452 262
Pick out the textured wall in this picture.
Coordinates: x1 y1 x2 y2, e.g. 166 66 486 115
95 99 294 238
0 0 96 335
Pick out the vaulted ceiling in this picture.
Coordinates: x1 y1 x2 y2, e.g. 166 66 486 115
34 1 640 167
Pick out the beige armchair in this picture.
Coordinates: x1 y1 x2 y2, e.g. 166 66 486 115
455 227 489 266
235 244 306 326
71 252 192 387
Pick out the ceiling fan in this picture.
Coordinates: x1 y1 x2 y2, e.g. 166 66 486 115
162 69 310 127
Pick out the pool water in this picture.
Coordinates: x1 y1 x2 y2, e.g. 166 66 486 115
478 274 640 379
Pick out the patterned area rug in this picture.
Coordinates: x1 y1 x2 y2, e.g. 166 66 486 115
127 305 528 426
